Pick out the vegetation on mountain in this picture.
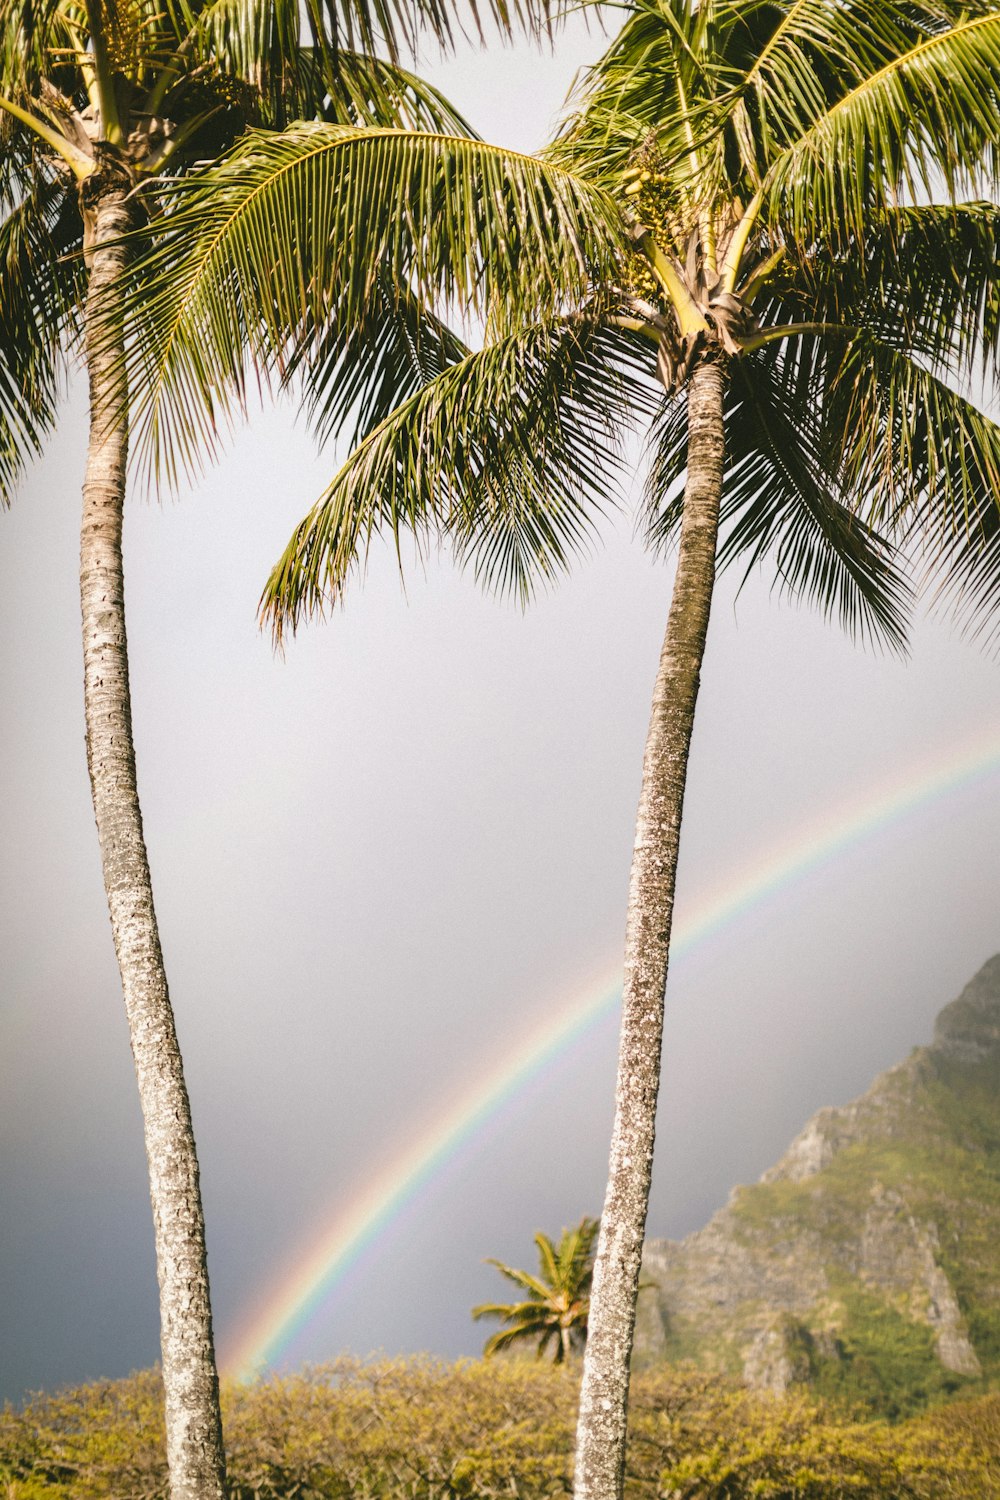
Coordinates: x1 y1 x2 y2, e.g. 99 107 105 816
635 956 1000 1420
3 1360 1000 1499
473 1217 598 1362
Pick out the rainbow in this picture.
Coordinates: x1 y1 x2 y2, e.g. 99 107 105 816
225 728 1000 1381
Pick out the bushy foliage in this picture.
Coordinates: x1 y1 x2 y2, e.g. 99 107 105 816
2 1361 998 1499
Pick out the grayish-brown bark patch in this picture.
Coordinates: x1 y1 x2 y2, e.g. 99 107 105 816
573 356 727 1500
80 167 228 1500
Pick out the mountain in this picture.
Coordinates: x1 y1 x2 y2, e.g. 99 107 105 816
634 955 1000 1416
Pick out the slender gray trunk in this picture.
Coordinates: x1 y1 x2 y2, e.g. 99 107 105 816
80 167 228 1500
573 356 727 1500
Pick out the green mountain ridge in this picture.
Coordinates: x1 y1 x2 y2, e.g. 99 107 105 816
634 955 1000 1416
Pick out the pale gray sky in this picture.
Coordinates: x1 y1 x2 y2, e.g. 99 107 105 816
2 23 1000 1402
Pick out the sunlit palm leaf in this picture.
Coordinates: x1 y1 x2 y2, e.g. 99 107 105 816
0 175 84 500
760 8 1000 240
260 318 656 638
122 124 623 488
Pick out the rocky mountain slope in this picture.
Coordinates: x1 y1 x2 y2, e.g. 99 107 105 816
634 955 1000 1414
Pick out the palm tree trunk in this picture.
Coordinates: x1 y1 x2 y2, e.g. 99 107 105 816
573 355 727 1500
80 167 228 1500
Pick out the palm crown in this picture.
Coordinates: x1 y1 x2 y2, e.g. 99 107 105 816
118 0 1000 640
473 1218 599 1363
0 0 490 500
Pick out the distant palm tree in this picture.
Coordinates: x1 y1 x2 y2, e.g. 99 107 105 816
474 1218 599 1363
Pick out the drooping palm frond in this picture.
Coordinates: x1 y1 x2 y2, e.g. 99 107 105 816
259 317 657 638
821 333 1000 635
169 0 557 77
121 124 625 487
285 274 470 450
0 174 84 500
642 337 912 652
312 52 479 133
722 346 912 652
756 202 1000 382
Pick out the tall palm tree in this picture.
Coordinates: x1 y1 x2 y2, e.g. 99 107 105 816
111 1 1000 1495
0 4 524 1496
473 1218 599 1364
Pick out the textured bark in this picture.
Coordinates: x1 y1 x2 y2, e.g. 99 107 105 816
573 357 727 1500
80 168 228 1500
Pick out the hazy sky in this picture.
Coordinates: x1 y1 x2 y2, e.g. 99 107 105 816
3 23 1000 1405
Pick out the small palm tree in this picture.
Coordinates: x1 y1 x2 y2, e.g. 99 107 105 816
473 1218 599 1364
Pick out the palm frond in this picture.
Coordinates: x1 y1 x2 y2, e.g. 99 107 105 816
552 0 734 189
822 333 1000 639
724 347 912 652
480 1322 550 1358
285 275 470 450
120 123 624 488
165 0 556 90
533 1232 560 1289
479 1261 553 1301
316 52 479 135
260 317 657 639
755 202 1000 382
758 6 1000 241
0 173 84 501
644 336 912 652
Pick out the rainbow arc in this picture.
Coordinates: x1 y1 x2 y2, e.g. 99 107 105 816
225 730 1000 1381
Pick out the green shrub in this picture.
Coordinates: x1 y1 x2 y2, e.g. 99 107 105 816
2 1360 997 1499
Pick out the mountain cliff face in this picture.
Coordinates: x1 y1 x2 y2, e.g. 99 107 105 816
634 956 1000 1415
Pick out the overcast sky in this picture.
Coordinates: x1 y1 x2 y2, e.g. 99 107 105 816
3 23 1000 1405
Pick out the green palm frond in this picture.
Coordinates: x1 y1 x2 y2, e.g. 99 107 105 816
534 1232 561 1289
0 175 84 501
821 334 1000 634
756 203 1000 381
162 0 545 83
120 123 624 489
285 276 470 451
722 347 912 652
552 0 733 187
259 318 656 638
918 474 1000 646
315 53 479 134
644 336 912 652
480 1322 551 1358
759 7 1000 241
479 1261 554 1301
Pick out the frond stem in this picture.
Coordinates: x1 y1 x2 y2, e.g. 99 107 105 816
634 228 709 336
84 0 123 144
738 320 858 351
720 187 763 293
0 94 93 179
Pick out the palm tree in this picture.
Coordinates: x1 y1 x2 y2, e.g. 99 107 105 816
0 4 521 1495
109 2 1000 1495
473 1218 599 1364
